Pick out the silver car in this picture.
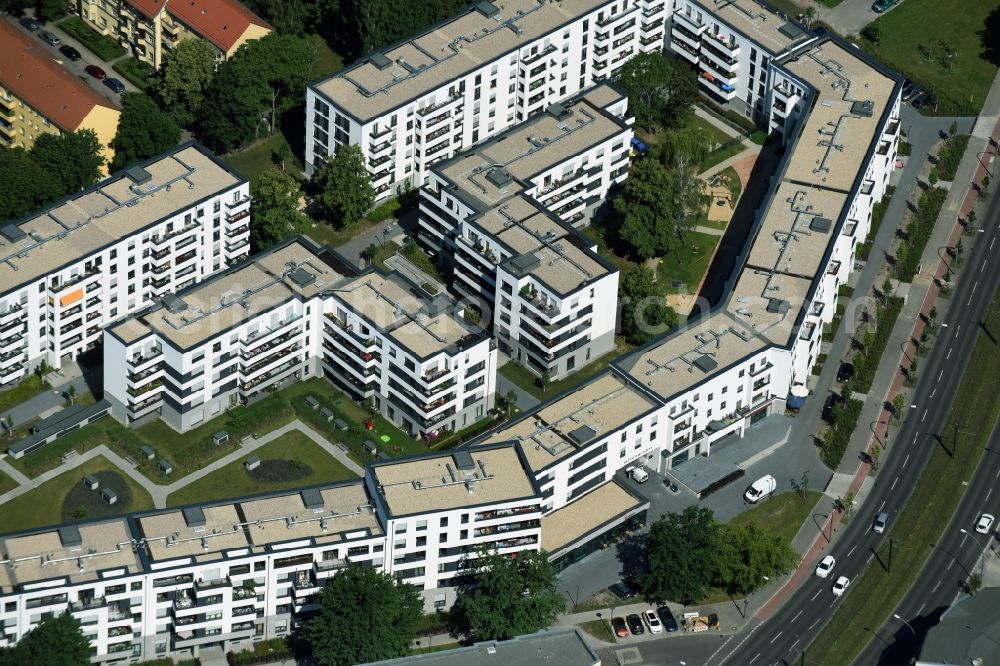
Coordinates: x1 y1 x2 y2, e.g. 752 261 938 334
873 512 889 534
39 31 61 47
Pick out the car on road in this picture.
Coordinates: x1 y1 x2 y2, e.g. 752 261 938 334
832 576 850 596
976 513 995 534
836 362 854 383
39 31 61 46
822 393 843 423
872 0 897 11
657 606 679 632
643 609 663 633
58 44 81 61
744 474 776 504
19 16 41 30
815 554 836 578
103 77 126 93
873 512 889 534
626 614 645 635
84 64 107 79
611 616 628 638
609 580 639 600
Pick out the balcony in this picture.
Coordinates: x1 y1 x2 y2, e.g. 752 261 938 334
127 378 163 398
826 260 842 276
128 363 163 385
50 268 100 295
226 209 250 224
149 222 199 247
799 321 817 341
417 95 459 118
597 5 637 27
243 344 301 378
369 125 393 140
129 345 162 367
193 576 231 594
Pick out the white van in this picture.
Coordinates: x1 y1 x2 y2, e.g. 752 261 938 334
744 475 776 503
626 466 649 483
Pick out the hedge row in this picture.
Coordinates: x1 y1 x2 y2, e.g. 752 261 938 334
895 187 948 282
931 135 970 182
821 397 865 469
850 296 905 393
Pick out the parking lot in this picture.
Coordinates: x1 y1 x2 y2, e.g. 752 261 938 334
4 11 137 107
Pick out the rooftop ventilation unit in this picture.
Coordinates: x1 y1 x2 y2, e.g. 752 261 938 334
182 507 207 528
0 224 26 243
850 100 874 117
505 253 541 276
767 298 790 314
693 354 719 373
300 488 324 511
809 217 833 233
369 52 393 70
546 102 571 120
289 267 316 288
124 165 152 185
567 425 597 445
452 450 475 471
58 525 83 548
474 0 500 18
162 293 189 314
485 167 513 188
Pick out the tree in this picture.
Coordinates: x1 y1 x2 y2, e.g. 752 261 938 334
152 38 216 127
968 571 982 595
0 147 61 220
2 613 91 665
620 267 677 345
494 390 517 417
35 0 65 22
981 6 1000 66
250 169 308 250
655 125 713 167
313 145 375 228
892 394 905 419
797 470 810 500
618 52 697 131
869 443 881 470
862 21 883 45
538 370 552 394
4 416 13 439
30 130 104 194
302 562 421 666
714 523 798 596
453 549 566 641
361 243 380 265
640 506 720 605
342 0 469 57
614 159 676 259
110 93 181 172
66 385 77 406
802 6 816 28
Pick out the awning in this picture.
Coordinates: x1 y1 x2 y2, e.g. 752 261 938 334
787 395 806 409
702 71 716 82
790 385 810 398
59 288 84 307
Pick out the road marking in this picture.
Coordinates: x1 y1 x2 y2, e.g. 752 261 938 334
969 293 975 306
938 369 944 382
992 237 997 250
811 589 821 601
961 533 968 547
903 454 910 467
790 639 800 651
973 281 979 295
988 488 993 501
995 469 1000 479
792 610 803 623
931 389 937 398
770 631 783 645
808 618 820 630
879 500 886 511
947 347 954 359
983 259 989 272
749 653 760 664
867 553 874 564
932 580 942 592
850 546 859 558
891 476 899 490
947 559 955 571
922 408 928 422
918 603 926 616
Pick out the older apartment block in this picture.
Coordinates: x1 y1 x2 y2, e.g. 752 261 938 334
104 237 497 438
0 442 571 661
417 84 631 380
0 143 250 387
0 22 120 167
76 0 271 69
305 0 668 199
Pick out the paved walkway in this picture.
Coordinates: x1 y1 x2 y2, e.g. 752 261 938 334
0 373 93 433
0 419 364 509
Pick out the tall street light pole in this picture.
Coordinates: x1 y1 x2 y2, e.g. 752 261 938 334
960 528 987 580
893 613 917 638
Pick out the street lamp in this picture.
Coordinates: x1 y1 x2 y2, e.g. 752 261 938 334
892 613 917 638
959 528 987 579
870 419 891 449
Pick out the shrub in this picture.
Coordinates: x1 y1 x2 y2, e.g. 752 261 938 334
895 187 947 281
851 297 905 392
930 135 969 182
228 638 293 665
698 468 745 498
58 17 126 61
821 398 864 468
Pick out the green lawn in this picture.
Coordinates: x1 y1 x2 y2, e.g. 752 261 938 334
57 17 126 61
166 429 358 507
727 490 824 545
223 133 304 187
861 0 999 115
0 468 16 496
112 58 153 90
498 341 634 400
1 456 154 533
578 619 617 644
806 283 1000 663
0 374 47 413
700 141 747 173
657 229 722 292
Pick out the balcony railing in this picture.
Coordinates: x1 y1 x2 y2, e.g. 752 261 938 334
149 222 199 247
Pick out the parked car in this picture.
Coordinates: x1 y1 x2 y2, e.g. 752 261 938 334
611 616 628 638
902 81 922 102
873 512 889 534
832 576 850 596
822 393 843 423
39 31 61 46
911 92 936 110
815 554 836 578
19 16 41 30
657 606 679 632
58 44 81 61
85 64 107 79
643 609 662 634
872 0 897 12
609 580 639 600
836 362 855 383
626 614 645 635
976 513 995 534
744 475 776 504
103 77 126 93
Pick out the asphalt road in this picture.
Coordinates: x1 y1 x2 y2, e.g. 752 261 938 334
715 160 1000 666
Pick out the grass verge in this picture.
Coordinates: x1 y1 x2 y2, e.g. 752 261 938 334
657 229 723 292
165 429 357 507
57 17 126 61
578 619 617 644
112 58 153 90
1 456 154 533
0 468 16 495
859 0 998 115
223 133 303 187
805 283 1000 663
498 342 634 400
0 374 47 413
727 491 824 545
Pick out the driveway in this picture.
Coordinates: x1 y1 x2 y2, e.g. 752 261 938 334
4 11 137 107
816 0 901 37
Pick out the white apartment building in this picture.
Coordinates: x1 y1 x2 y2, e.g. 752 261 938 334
103 237 497 439
305 0 668 200
0 143 250 386
668 0 816 122
0 442 557 661
418 84 630 379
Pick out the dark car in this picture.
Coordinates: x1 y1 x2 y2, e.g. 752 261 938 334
611 616 628 638
609 580 639 600
902 81 922 102
19 16 41 30
822 393 842 423
836 362 854 383
626 613 645 635
812 26 828 38
911 92 935 110
85 64 107 79
103 77 126 93
59 44 82 61
657 606 679 632
872 0 896 11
